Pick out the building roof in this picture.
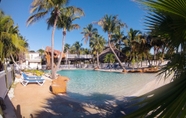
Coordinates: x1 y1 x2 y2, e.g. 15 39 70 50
99 47 127 62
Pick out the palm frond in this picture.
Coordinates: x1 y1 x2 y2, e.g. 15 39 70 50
27 11 48 26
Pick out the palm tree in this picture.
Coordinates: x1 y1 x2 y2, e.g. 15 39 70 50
37 49 44 56
111 28 126 51
72 41 82 57
47 6 84 71
81 48 91 55
90 34 106 68
128 28 142 66
97 15 127 71
0 11 13 62
27 0 69 79
0 10 28 67
81 24 98 44
104 53 115 69
64 43 70 53
125 0 186 117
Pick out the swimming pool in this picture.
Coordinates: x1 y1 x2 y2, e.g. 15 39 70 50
57 69 157 105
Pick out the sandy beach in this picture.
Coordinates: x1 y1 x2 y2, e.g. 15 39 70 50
3 71 172 118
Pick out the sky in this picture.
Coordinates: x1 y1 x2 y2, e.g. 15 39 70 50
0 0 147 52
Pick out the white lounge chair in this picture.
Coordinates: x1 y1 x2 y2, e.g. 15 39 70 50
21 73 45 86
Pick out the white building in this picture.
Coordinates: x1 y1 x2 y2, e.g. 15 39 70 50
25 52 42 69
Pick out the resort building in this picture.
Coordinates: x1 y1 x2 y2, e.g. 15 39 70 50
24 52 42 69
44 46 93 69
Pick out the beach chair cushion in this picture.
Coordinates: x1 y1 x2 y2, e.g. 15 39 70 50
21 73 45 86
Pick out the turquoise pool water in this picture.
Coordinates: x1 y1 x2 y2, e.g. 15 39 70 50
57 69 156 104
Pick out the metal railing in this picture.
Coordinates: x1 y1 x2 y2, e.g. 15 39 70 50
67 54 92 59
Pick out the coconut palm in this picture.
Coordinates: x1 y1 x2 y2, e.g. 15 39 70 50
97 15 127 71
125 0 186 117
81 48 91 55
0 11 28 67
47 6 84 71
27 0 69 79
0 11 14 61
37 49 45 56
104 53 115 69
111 28 126 51
90 34 106 68
64 43 70 53
81 24 98 44
72 41 82 57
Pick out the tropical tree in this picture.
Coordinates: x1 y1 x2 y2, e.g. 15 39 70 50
111 28 126 51
150 35 167 66
126 28 142 67
104 53 115 69
72 41 82 56
125 0 186 117
89 34 106 68
81 24 98 44
97 15 127 71
64 43 70 53
37 49 44 56
81 48 91 55
27 0 69 79
47 6 84 71
0 10 28 68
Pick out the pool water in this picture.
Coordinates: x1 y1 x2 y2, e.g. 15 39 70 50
57 69 156 104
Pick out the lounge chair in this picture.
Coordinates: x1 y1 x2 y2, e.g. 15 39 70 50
21 73 45 86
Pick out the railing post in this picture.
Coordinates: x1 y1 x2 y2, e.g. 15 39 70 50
4 65 8 89
11 64 15 82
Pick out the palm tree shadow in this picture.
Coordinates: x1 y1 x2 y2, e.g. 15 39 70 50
34 92 141 118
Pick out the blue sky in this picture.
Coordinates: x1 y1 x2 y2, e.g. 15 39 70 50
0 0 147 51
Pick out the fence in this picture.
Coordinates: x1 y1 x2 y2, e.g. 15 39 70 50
0 66 15 99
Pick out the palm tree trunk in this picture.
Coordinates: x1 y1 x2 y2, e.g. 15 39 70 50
96 52 100 68
108 35 126 71
51 16 58 79
10 54 20 69
56 29 66 71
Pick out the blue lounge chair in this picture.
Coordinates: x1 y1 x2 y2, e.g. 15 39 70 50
21 73 45 86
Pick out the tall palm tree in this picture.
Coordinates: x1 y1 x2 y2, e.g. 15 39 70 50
81 24 98 44
97 15 127 71
90 34 106 68
27 0 68 79
47 6 84 71
125 0 186 117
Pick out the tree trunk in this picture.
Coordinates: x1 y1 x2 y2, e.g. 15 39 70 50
10 54 20 69
108 34 126 71
56 29 66 71
51 16 58 79
96 52 100 68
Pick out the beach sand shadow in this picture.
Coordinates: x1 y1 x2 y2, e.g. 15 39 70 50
33 92 142 118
